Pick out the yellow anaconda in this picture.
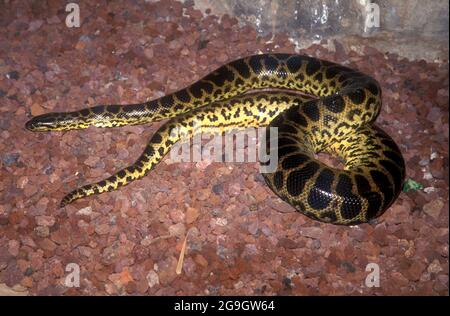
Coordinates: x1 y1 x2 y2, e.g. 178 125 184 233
25 54 405 225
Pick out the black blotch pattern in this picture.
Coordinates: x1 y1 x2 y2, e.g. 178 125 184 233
80 108 90 116
175 90 191 103
92 106 104 114
98 180 107 187
190 84 203 98
380 159 403 190
286 108 308 127
159 95 174 108
354 174 371 195
152 133 162 143
204 67 234 86
366 81 380 96
281 153 309 169
286 56 303 73
308 168 334 210
108 104 120 114
249 55 264 74
381 138 400 153
273 171 284 190
117 170 126 178
336 173 354 196
278 145 298 157
278 137 296 147
232 59 251 78
325 67 338 79
323 95 345 113
108 175 117 182
302 101 320 121
363 191 383 219
278 123 298 134
340 196 362 219
144 146 154 156
264 55 279 71
370 170 394 208
315 73 323 82
383 150 403 166
286 161 320 196
348 88 366 104
127 103 146 113
338 71 356 83
305 59 321 76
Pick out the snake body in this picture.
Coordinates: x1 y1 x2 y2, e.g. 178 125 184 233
26 54 405 225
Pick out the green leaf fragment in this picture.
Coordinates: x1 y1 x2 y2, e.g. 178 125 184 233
402 179 424 192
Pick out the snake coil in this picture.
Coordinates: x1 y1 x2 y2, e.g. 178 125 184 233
26 54 405 225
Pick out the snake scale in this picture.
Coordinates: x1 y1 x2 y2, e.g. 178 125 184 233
25 54 405 225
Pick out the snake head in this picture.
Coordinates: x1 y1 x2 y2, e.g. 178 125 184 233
25 113 62 131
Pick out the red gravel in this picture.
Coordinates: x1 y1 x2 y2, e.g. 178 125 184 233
0 1 448 295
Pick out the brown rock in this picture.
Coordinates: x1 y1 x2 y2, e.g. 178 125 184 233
23 183 38 198
253 186 268 203
301 227 323 239
16 176 28 189
194 254 208 267
38 238 57 252
430 157 445 179
50 226 70 245
267 198 295 213
196 188 211 201
35 215 55 227
427 259 443 274
34 226 50 238
7 240 20 257
169 209 185 223
157 256 178 286
407 261 427 281
83 156 99 167
373 224 389 246
95 223 110 235
2 262 23 287
21 276 34 288
423 199 444 220
278 238 298 249
30 103 45 116
169 223 186 238
185 207 200 224
35 197 49 213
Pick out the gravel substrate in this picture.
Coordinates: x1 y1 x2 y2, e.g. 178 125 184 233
0 1 448 295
